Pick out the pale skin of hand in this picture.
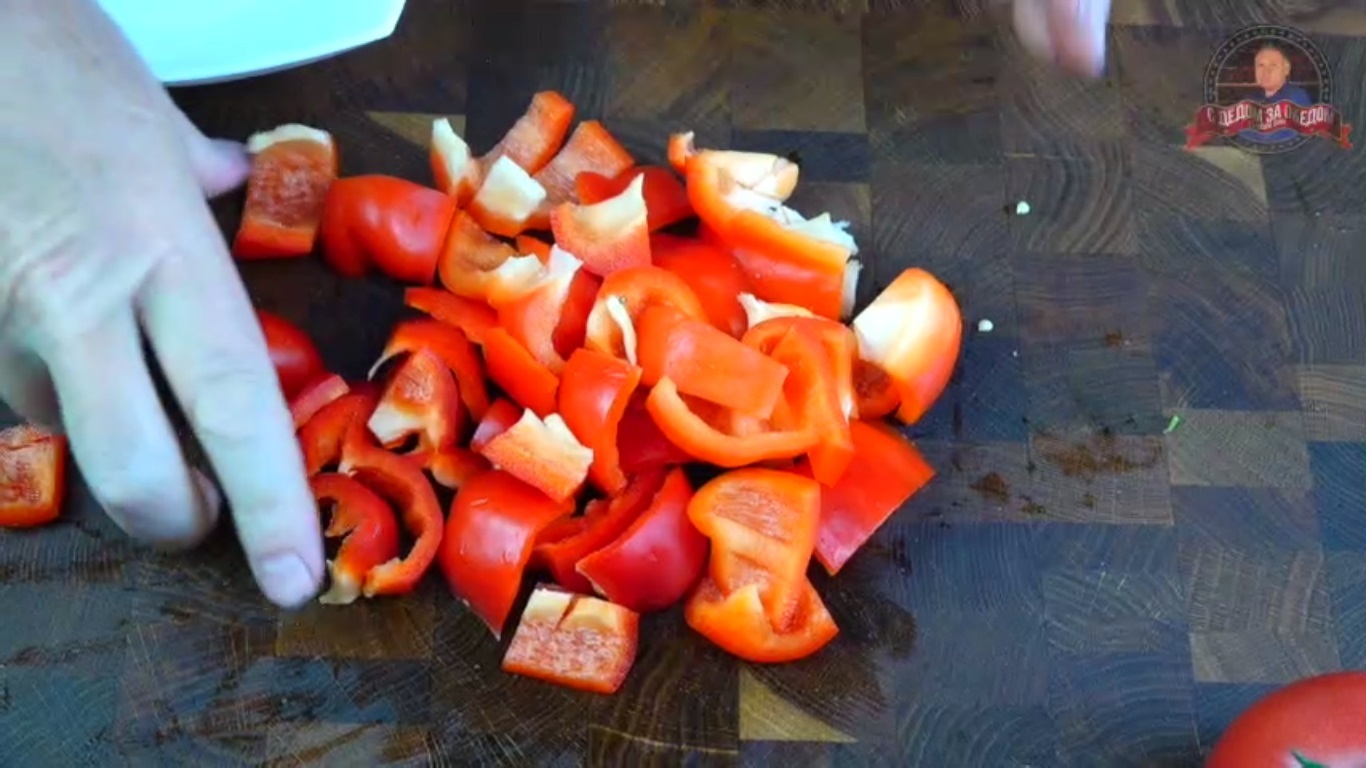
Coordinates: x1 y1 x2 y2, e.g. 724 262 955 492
0 0 1108 609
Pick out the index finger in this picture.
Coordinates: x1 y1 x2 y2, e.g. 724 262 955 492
136 188 324 608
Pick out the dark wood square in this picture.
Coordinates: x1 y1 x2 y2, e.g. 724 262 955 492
731 130 870 182
1006 146 1136 255
1113 25 1226 145
1310 441 1366 552
910 335 1030 443
1327 552 1366 670
605 5 731 127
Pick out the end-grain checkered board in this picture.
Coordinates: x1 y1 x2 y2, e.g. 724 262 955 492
2 0 1363 764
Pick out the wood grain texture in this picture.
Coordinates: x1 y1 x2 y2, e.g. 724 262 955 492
0 0 1363 763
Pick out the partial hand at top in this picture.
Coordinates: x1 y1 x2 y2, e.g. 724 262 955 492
1013 0 1113 78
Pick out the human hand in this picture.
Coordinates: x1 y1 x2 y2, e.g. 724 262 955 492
0 0 324 607
1013 0 1113 78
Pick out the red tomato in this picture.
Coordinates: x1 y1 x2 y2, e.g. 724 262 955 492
257 309 326 400
1208 672 1366 768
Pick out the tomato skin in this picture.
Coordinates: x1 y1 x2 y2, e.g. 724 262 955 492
257 309 326 400
1208 672 1366 768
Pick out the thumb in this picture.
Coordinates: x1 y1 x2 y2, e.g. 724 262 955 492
174 108 250 198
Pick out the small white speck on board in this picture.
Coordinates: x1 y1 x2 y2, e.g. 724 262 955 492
1014 201 1031 215
977 319 994 333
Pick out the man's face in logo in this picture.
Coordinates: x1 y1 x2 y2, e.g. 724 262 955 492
1255 46 1291 95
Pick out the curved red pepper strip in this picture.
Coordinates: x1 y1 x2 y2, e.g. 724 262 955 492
341 442 444 597
645 378 817 468
310 473 402 605
558 348 642 495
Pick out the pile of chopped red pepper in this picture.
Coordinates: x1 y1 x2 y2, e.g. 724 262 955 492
1 91 963 696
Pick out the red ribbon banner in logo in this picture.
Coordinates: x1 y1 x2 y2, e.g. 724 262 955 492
1184 100 1354 149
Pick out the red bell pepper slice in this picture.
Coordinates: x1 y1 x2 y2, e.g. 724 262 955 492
426 447 492 491
739 293 814 330
310 473 402 605
435 211 520 301
232 124 338 260
533 120 635 205
533 470 664 594
289 374 350 430
481 90 576 175
439 469 566 638
650 234 751 338
481 328 559 418
502 586 639 694
342 442 444 597
477 409 593 505
0 425 67 529
684 574 837 664
468 156 549 238
636 305 789 417
367 349 463 455
851 268 962 425
725 210 857 321
552 269 602 360
550 174 651 278
470 398 523 451
795 420 936 576
616 393 694 473
666 131 695 174
515 234 553 262
852 359 900 420
687 468 821 632
257 309 326 400
577 468 705 613
575 166 693 232
496 246 583 374
583 264 708 363
645 378 816 468
370 318 490 422
557 348 642 495
319 174 456 283
430 117 481 207
298 391 374 475
676 137 798 240
403 287 499 345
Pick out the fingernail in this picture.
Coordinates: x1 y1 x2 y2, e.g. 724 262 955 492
191 468 222 530
257 552 320 608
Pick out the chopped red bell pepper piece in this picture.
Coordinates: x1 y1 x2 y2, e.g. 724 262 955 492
684 574 837 664
666 131 695 174
515 234 553 263
481 90 576 175
298 391 374 475
852 359 900 420
319 174 456 283
636 305 789 417
341 442 444 597
577 468 705 613
851 268 962 425
502 586 639 694
367 349 463 455
616 393 694 473
232 124 338 260
650 234 751 338
468 156 549 238
426 447 492 491
687 468 821 632
583 264 708 364
553 269 602 360
257 309 327 400
795 420 935 576
533 470 664 594
430 117 482 207
477 409 593 505
481 328 559 418
645 377 816 467
534 515 591 551
289 374 350 430
550 174 652 278
439 469 566 638
470 398 523 451
496 246 584 374
370 318 490 422
0 425 67 529
677 138 798 240
435 211 520 301
739 293 814 330
575 166 693 232
403 287 499 345
557 348 642 495
533 120 635 205
726 210 857 321
310 473 402 605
